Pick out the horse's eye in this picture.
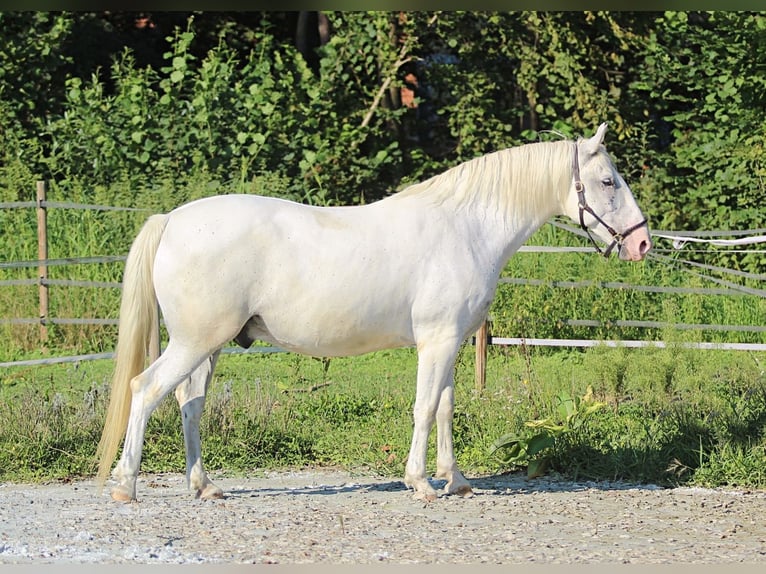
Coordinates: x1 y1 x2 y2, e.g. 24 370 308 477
602 178 615 188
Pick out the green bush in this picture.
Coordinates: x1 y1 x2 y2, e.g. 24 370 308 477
34 15 407 206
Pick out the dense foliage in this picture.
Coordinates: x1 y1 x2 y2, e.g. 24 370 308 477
1 11 763 226
1 11 764 357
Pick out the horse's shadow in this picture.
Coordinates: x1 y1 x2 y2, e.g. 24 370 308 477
223 471 652 499
226 478 408 498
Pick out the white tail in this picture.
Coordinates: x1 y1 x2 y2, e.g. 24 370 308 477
95 214 168 487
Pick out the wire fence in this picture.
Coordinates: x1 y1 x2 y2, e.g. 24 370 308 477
2 182 765 372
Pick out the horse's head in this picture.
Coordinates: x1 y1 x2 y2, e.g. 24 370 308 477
563 123 652 261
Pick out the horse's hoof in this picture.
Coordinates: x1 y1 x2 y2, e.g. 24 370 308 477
111 485 135 503
443 474 474 497
452 485 474 498
196 483 225 500
412 489 438 503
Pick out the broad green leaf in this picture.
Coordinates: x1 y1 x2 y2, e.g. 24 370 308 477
527 433 555 457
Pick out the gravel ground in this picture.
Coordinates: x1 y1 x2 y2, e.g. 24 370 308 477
1 469 765 564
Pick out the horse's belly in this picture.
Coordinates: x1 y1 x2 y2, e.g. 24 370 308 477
284 332 412 357
252 317 414 357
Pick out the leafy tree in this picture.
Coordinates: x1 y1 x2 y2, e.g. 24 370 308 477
0 10 764 263
0 12 73 132
398 12 655 181
629 12 766 235
38 14 410 205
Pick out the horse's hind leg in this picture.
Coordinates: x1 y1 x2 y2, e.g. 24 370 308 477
111 342 211 502
175 350 223 500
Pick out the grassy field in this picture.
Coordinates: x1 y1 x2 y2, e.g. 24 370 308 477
1 342 764 489
2 203 765 489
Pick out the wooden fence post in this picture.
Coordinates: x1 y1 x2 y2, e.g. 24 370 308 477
475 318 489 392
36 180 49 348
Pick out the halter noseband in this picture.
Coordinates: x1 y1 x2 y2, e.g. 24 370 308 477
572 142 647 258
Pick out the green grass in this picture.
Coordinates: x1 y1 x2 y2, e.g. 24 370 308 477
1 344 764 489
2 180 765 488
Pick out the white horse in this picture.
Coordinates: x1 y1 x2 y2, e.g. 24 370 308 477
96 122 651 502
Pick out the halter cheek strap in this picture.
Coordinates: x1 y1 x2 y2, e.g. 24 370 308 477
573 143 647 257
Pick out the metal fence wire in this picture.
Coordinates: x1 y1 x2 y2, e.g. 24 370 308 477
2 183 765 375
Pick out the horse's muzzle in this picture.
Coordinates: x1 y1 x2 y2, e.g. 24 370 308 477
618 225 652 261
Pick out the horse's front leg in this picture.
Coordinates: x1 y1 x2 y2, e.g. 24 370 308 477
175 351 224 500
434 382 473 497
405 338 462 502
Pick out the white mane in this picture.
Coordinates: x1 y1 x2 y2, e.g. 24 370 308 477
390 140 574 222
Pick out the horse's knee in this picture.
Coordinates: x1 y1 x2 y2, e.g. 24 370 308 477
129 372 166 411
435 404 454 427
129 373 145 395
175 378 203 409
412 403 437 427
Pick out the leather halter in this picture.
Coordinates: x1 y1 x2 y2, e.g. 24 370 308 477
572 142 647 258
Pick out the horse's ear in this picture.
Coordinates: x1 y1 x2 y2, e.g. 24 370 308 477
584 122 609 155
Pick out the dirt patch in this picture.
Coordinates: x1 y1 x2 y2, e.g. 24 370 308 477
1 470 765 564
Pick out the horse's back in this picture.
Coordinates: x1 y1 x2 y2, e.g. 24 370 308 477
160 194 403 280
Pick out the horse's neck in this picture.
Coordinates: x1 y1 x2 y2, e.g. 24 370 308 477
426 144 569 261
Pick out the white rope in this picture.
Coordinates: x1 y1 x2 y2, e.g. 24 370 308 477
653 232 766 249
488 337 766 352
551 219 766 250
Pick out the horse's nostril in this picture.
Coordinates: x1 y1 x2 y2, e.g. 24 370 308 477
640 239 652 256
